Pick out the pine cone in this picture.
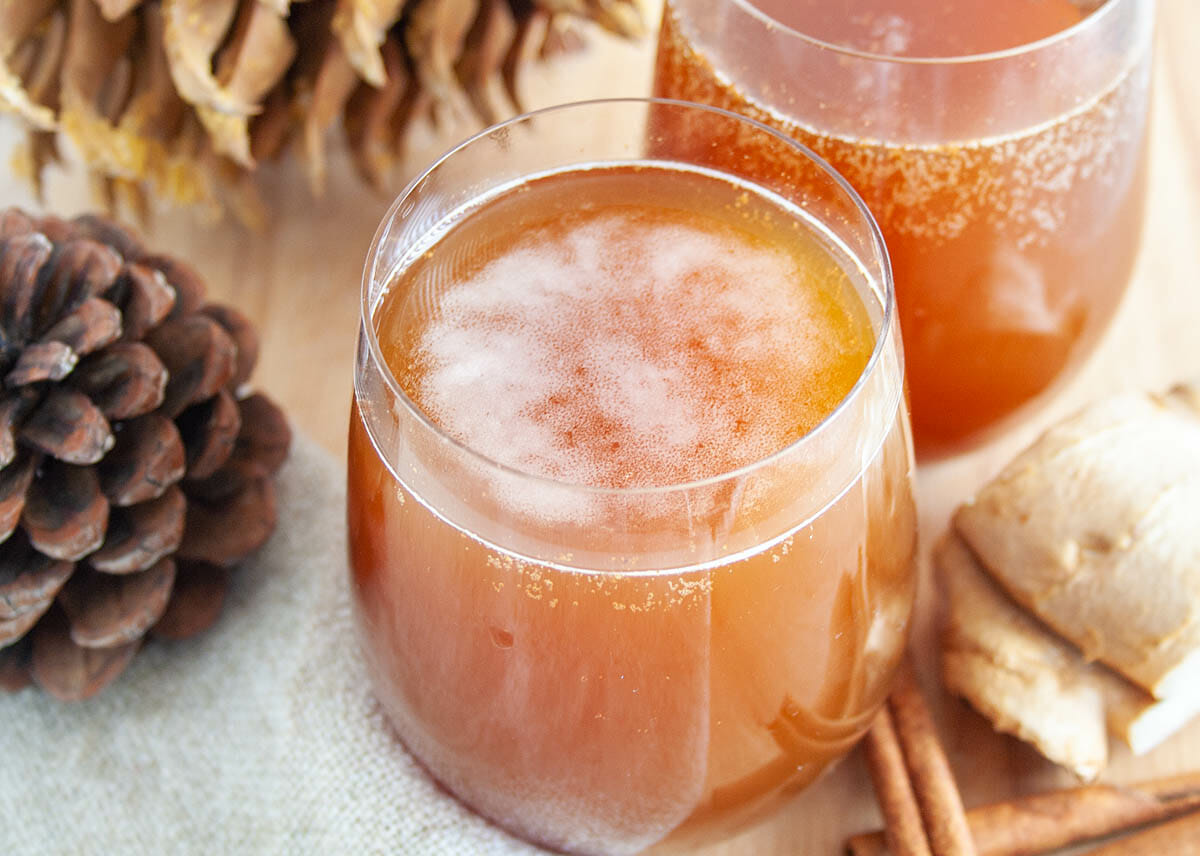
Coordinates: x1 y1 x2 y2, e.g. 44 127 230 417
0 0 643 225
0 206 291 701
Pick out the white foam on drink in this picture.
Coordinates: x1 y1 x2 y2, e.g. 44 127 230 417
412 207 846 489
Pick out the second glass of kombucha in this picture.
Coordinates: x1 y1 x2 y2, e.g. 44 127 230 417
655 0 1155 456
348 99 916 854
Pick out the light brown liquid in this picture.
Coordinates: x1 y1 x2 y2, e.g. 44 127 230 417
348 166 916 853
749 0 1086 57
655 0 1150 455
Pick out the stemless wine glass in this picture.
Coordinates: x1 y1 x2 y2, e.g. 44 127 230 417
655 0 1154 456
348 99 916 854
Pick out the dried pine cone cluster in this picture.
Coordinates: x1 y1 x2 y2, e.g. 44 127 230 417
0 207 290 701
0 0 642 224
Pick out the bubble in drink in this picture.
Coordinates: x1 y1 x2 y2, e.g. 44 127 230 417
398 168 873 490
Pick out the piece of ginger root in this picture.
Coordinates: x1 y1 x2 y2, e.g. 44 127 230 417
940 382 1200 777
939 533 1199 778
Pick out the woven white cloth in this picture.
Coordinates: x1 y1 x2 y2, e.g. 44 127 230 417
0 435 543 855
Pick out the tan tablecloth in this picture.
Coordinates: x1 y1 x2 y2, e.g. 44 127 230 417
1 435 542 855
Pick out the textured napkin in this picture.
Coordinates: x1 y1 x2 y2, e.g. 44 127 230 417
0 435 544 855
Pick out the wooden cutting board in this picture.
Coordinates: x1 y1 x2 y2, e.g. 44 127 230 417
1 0 1197 852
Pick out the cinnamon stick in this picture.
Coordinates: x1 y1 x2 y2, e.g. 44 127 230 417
862 707 933 856
888 665 977 856
847 771 1200 856
1084 809 1200 855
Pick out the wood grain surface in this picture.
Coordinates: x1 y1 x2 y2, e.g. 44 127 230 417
1 0 1197 853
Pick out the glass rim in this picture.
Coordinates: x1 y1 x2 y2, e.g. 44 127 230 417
359 96 898 498
725 0 1128 66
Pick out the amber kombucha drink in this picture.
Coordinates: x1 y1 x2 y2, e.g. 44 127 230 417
349 102 916 855
655 0 1153 455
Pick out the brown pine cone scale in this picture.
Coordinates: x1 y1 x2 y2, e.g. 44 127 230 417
72 342 169 420
39 296 124 356
30 608 141 703
98 414 186 506
0 207 291 700
21 387 115 464
59 559 176 649
22 461 110 561
88 486 185 574
7 340 78 385
0 535 73 619
150 560 228 642
178 389 240 480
